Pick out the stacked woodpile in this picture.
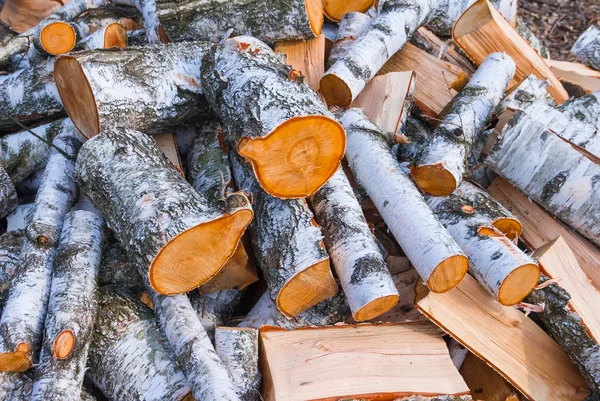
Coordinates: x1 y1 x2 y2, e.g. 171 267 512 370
0 0 599 400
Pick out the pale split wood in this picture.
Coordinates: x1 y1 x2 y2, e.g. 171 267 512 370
546 59 600 94
273 35 326 94
154 133 184 174
413 27 477 74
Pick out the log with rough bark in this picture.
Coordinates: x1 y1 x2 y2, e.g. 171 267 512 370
413 52 515 196
572 24 600 71
87 285 193 401
215 327 261 401
425 183 539 305
485 110 600 247
76 128 253 295
201 35 345 199
73 3 143 30
547 60 600 96
324 0 373 22
74 22 128 50
558 91 600 130
30 209 104 400
231 152 337 317
0 166 17 220
0 230 24 316
326 11 372 69
189 288 243 339
259 323 471 401
273 34 325 94
453 0 568 103
320 0 436 107
54 42 214 139
340 108 468 293
310 168 399 321
526 237 600 395
155 0 322 44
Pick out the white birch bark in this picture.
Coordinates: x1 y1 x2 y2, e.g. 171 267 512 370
558 91 600 131
0 230 24 317
571 24 600 71
501 74 554 112
215 327 261 401
6 204 33 233
188 289 243 340
340 108 468 293
327 12 372 69
320 0 437 107
113 0 163 44
415 52 515 195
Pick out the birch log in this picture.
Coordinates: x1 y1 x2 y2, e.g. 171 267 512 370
340 108 468 293
76 128 253 295
558 91 600 130
486 110 600 246
201 35 345 199
0 230 24 316
74 22 128 50
571 24 600 71
155 0 322 44
215 327 261 401
54 42 214 139
0 166 17 220
189 289 243 340
326 12 372 69
87 286 192 401
320 0 437 107
30 210 104 401
413 52 515 196
231 152 338 317
310 168 398 321
32 20 77 56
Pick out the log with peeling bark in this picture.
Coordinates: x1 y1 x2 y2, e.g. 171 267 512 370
572 24 600 71
310 168 399 321
54 42 214 139
73 22 128 50
320 0 437 107
340 108 468 293
231 152 337 317
189 289 243 339
215 327 261 401
413 52 515 196
87 285 193 401
76 128 253 295
326 11 372 69
201 35 345 199
558 91 600 130
156 0 323 44
30 209 104 401
425 184 539 305
323 0 373 22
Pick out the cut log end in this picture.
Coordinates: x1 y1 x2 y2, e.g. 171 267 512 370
323 0 374 22
54 56 100 139
412 164 457 196
353 294 400 322
237 115 345 198
150 208 254 295
320 73 352 107
53 330 75 359
305 0 325 35
181 393 196 401
491 217 522 241
276 259 338 317
104 22 128 49
426 255 469 293
40 21 76 55
0 343 31 372
498 263 540 306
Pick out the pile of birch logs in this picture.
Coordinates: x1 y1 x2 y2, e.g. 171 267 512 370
0 0 599 400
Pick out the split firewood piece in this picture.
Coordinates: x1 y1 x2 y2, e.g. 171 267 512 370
460 352 524 401
27 129 81 247
0 230 25 316
98 242 145 293
485 110 600 247
326 11 372 69
155 133 183 174
340 108 468 293
0 166 17 220
526 237 600 395
73 22 128 51
54 41 214 139
189 289 243 339
413 52 515 196
273 34 326 93
415 274 590 401
453 0 569 103
215 327 261 401
30 209 104 400
260 323 470 401
411 27 476 74
324 0 373 22
309 168 399 321
231 152 337 317
156 0 322 44
87 286 193 401
202 36 345 199
572 24 600 71
558 91 600 130
320 0 436 107
547 60 600 96
76 128 253 295
425 184 539 305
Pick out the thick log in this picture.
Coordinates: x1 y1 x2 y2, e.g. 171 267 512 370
340 108 468 293
323 0 373 22
320 0 436 107
413 52 515 196
74 22 128 50
30 210 104 401
231 152 337 317
156 0 322 44
310 168 398 321
215 327 261 401
76 128 253 295
0 166 17 220
87 286 192 401
189 288 243 339
201 35 345 199
425 183 539 305
558 91 600 130
326 11 372 69
54 42 214 139
572 24 600 71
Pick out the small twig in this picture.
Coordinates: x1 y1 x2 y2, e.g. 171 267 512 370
9 118 73 160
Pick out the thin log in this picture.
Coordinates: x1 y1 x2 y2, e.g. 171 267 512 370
74 22 128 50
326 11 372 69
189 288 243 340
32 20 77 56
411 27 476 74
571 24 600 71
72 4 143 30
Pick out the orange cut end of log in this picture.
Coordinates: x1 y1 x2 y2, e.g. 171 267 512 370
353 294 400 322
426 254 469 293
305 0 324 35
492 217 522 242
0 342 31 372
498 263 540 306
412 164 458 196
150 208 254 295
104 22 128 49
320 73 353 107
237 115 346 198
277 259 338 317
40 21 76 55
181 393 196 401
54 330 75 359
119 17 143 31
323 0 374 22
